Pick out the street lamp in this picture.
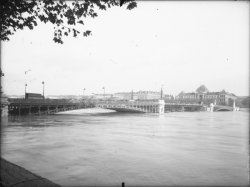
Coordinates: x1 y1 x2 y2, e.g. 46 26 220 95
25 84 27 99
42 81 45 99
83 88 86 96
24 69 31 98
25 69 31 75
160 85 164 100
102 87 105 98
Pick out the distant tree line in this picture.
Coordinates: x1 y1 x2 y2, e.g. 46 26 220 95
236 96 250 108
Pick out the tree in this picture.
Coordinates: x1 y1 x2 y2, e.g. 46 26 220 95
1 0 137 44
241 96 250 108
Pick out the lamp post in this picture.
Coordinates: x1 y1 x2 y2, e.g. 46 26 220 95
83 88 85 96
160 85 164 100
25 69 31 75
24 69 31 98
25 84 27 99
102 87 105 99
42 81 45 99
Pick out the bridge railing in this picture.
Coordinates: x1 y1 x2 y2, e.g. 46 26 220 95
8 98 71 104
8 98 203 107
96 100 202 106
8 98 95 106
96 100 159 106
165 103 202 106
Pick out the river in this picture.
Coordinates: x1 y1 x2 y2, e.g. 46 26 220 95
1 109 249 186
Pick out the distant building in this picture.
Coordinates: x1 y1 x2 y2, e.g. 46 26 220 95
164 94 175 101
175 85 237 106
136 91 161 100
113 91 160 100
91 93 114 100
113 91 173 101
114 92 134 100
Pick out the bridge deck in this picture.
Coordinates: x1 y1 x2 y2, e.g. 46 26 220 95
7 99 206 115
8 99 95 115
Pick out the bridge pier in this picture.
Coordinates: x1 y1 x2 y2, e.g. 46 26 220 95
210 103 214 112
158 100 165 114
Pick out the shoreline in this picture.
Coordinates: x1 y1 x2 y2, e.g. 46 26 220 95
0 157 61 187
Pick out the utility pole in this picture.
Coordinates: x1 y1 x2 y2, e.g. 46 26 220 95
24 69 31 98
102 87 105 99
42 81 45 99
83 88 85 96
25 84 27 99
160 85 163 100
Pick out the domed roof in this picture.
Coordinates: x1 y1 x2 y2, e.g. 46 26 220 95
178 91 185 95
196 85 209 93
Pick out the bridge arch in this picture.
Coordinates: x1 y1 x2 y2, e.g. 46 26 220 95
215 108 231 111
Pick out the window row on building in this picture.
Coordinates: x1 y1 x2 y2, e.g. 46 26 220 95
175 85 237 106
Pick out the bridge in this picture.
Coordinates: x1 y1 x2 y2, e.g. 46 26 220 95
8 98 95 115
96 100 203 113
8 99 203 115
213 105 236 111
7 98 237 115
96 100 164 113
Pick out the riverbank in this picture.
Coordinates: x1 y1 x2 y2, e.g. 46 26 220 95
0 157 60 187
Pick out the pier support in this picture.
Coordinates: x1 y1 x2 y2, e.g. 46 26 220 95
210 103 214 112
158 100 165 114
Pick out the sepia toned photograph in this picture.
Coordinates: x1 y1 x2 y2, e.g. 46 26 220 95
1 0 249 186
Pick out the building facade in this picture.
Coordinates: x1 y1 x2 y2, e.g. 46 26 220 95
175 85 237 106
114 92 135 100
136 91 161 100
113 91 172 101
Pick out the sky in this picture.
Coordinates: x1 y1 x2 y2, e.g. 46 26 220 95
1 1 249 96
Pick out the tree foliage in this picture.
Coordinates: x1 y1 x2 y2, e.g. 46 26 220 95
241 96 250 108
1 0 137 44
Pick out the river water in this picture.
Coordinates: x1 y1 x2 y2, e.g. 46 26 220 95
1 109 249 186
